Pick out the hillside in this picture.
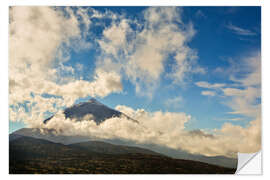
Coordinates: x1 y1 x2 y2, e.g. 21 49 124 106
69 141 162 156
9 135 236 174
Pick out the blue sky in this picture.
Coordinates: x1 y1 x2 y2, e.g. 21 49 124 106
10 6 261 132
9 7 261 156
84 7 260 129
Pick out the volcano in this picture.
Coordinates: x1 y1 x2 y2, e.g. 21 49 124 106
44 98 137 125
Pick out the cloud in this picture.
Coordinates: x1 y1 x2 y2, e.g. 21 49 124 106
226 22 256 36
97 7 205 98
195 81 226 89
9 68 123 126
188 129 214 138
208 52 261 155
226 118 243 121
198 52 261 120
164 96 183 109
221 52 261 118
115 105 190 133
195 81 225 96
42 107 191 146
39 104 260 158
9 7 81 103
9 94 66 127
192 52 261 156
230 52 261 87
218 117 261 155
9 7 82 123
201 91 216 96
9 7 123 125
75 63 84 72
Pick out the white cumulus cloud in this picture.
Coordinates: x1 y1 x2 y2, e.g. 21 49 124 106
9 7 123 125
97 7 205 98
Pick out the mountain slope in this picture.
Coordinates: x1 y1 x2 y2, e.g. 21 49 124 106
69 141 162 156
44 98 136 125
9 134 162 157
9 135 94 160
12 128 92 145
9 135 236 174
140 143 238 168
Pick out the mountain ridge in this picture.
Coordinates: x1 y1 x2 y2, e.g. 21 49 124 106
11 127 237 168
9 134 236 174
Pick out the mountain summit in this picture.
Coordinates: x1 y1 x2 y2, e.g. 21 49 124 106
44 98 135 125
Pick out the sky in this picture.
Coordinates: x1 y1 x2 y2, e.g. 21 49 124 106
9 6 261 158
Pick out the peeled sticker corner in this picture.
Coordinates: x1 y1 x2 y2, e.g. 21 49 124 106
235 151 262 175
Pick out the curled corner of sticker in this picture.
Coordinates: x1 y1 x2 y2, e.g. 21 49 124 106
235 150 262 175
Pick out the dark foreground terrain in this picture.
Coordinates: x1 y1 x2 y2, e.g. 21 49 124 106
9 135 236 174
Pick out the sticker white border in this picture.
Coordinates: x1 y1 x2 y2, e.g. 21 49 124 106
2 0 269 179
